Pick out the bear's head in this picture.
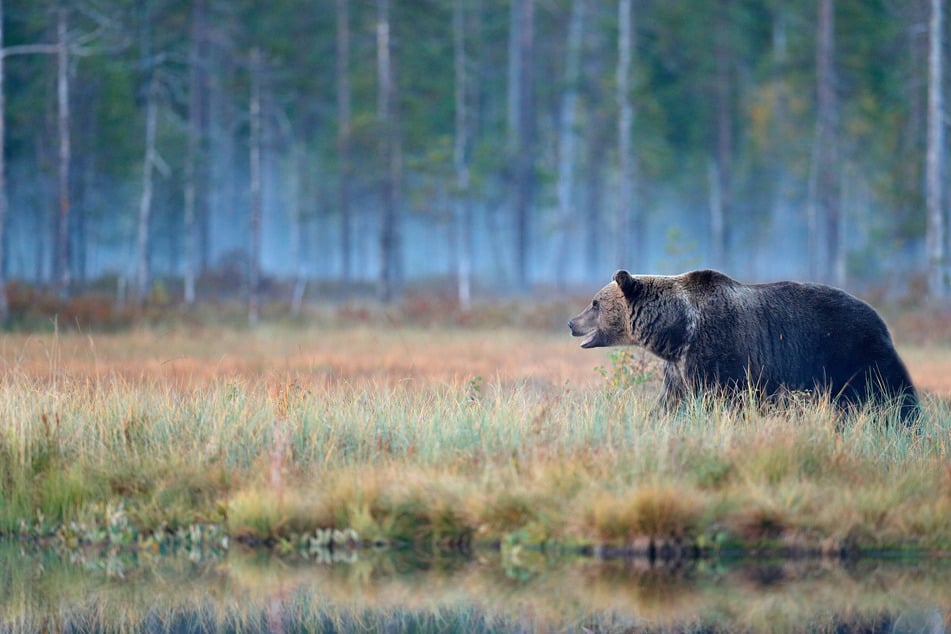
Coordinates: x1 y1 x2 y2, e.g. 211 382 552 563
568 270 641 349
570 270 694 360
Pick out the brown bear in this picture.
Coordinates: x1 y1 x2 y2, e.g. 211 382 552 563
569 269 919 424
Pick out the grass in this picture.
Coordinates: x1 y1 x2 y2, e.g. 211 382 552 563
1 324 950 557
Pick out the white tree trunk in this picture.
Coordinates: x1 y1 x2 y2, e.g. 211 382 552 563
56 8 71 297
453 0 472 310
616 0 633 270
183 0 205 305
513 0 534 290
926 0 946 298
769 6 797 276
377 0 401 302
814 0 841 285
135 75 158 306
707 158 723 268
248 48 262 326
712 3 732 272
289 140 306 317
336 0 352 285
555 0 586 286
506 0 521 159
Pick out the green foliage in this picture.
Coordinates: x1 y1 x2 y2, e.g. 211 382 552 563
465 374 484 403
595 348 655 391
0 0 937 288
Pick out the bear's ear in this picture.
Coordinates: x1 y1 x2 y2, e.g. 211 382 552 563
613 269 642 299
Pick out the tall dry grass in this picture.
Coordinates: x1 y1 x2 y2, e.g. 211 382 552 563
1 325 950 553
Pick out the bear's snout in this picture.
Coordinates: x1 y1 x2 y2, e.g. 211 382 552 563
568 318 587 337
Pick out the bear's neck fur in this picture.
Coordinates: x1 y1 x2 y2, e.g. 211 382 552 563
630 276 697 361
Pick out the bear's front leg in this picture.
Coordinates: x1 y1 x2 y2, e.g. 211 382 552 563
658 361 687 411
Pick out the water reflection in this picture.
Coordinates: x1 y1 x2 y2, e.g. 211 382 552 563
1 543 949 632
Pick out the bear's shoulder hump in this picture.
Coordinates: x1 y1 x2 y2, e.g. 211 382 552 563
681 269 737 290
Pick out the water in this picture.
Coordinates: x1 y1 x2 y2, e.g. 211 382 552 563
1 542 949 633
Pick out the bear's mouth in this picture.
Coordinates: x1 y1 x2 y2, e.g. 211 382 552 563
579 330 599 348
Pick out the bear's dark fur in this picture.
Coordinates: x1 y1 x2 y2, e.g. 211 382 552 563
569 269 920 423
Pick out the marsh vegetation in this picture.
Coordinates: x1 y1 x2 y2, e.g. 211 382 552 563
2 321 950 556
0 313 950 629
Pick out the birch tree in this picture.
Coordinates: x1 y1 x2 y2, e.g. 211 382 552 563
336 0 352 285
55 7 71 298
134 0 161 307
505 0 521 286
926 0 946 299
377 0 402 302
768 4 795 267
710 0 732 272
248 47 262 326
289 138 307 316
809 0 841 284
135 73 158 307
506 0 520 161
183 0 206 306
616 0 634 270
512 0 535 289
453 0 472 309
0 1 96 315
555 0 585 285
582 5 608 281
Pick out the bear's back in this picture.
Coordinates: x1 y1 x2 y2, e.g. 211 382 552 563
681 274 900 392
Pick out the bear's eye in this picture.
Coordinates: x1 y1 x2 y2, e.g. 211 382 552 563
592 299 599 309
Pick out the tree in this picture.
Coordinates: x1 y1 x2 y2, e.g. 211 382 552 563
582 3 610 281
336 0 352 286
453 0 472 310
0 3 97 311
377 0 402 303
555 0 586 285
506 0 520 160
809 0 841 284
1 3 121 302
134 0 161 308
512 0 535 289
248 46 262 326
710 0 733 272
926 0 946 299
55 7 70 298
616 0 634 270
183 0 207 306
766 3 796 273
288 138 307 316
135 71 158 307
0 1 944 305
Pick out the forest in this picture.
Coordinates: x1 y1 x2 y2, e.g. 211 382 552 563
0 0 948 316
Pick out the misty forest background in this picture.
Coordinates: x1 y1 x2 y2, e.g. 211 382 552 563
0 0 949 323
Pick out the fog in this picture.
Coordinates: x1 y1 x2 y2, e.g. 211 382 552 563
1 0 940 302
